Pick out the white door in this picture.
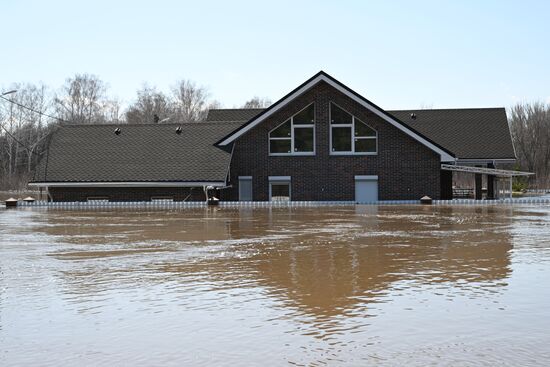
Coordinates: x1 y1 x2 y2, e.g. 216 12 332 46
355 176 378 203
239 177 253 201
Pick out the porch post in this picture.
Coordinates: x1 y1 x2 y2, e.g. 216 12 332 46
487 163 495 199
440 169 453 200
475 165 483 200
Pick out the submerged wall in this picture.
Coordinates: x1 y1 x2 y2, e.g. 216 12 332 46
48 187 207 202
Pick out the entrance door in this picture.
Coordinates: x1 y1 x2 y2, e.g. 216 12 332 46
239 176 253 201
355 176 378 203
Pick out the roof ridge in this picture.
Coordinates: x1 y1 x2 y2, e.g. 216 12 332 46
388 107 505 112
209 108 266 111
60 121 244 128
211 107 505 113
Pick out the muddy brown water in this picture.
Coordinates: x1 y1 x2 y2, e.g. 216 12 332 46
1 205 549 366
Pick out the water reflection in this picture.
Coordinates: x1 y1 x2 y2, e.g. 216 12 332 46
4 205 549 366
39 206 513 320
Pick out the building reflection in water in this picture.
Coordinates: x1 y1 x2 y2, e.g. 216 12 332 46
43 206 513 321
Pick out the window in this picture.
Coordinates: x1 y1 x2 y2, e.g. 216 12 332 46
151 196 174 202
269 176 291 201
330 102 377 154
269 104 315 155
86 197 109 202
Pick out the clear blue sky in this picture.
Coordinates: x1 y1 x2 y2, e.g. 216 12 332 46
2 0 549 109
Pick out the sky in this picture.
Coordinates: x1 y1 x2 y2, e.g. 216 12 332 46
1 0 549 110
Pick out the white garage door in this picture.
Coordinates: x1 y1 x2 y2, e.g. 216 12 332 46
355 176 378 203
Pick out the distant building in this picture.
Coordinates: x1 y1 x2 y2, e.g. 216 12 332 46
30 72 516 202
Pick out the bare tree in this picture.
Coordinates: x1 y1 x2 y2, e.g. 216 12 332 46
509 102 550 187
54 74 113 124
125 85 171 124
125 80 219 124
242 96 271 108
171 80 212 123
0 83 54 188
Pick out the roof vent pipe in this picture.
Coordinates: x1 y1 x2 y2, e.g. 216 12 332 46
176 126 182 134
410 113 417 120
154 114 160 123
114 128 121 135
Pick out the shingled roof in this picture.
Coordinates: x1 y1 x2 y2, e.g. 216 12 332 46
31 122 242 184
390 108 515 160
207 108 264 122
207 107 516 160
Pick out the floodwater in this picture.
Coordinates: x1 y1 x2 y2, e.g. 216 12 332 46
1 206 550 366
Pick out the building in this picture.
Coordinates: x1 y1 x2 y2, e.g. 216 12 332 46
29 72 517 202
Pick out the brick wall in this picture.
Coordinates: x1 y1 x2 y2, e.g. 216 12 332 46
48 186 207 202
225 81 441 201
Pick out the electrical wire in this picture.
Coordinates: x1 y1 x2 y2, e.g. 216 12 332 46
0 95 72 124
0 124 44 156
0 95 61 155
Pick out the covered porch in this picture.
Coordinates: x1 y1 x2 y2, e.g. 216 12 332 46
440 164 534 200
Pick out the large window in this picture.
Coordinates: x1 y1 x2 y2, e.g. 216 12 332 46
269 104 315 155
330 102 377 154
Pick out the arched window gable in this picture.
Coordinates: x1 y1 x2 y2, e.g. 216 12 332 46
330 102 377 154
269 104 315 155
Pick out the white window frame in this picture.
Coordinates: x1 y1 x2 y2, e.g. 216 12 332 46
329 102 378 156
268 176 291 201
269 104 315 156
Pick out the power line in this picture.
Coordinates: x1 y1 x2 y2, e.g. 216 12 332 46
0 95 72 124
0 95 61 156
0 123 43 156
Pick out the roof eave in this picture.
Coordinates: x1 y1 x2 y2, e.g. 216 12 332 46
28 181 227 188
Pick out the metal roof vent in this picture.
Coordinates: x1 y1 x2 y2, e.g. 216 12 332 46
410 113 417 120
114 128 121 135
175 126 182 135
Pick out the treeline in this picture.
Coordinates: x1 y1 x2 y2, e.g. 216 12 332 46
508 102 550 188
0 74 271 189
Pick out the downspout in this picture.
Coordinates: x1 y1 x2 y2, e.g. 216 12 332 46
226 142 235 187
222 142 236 201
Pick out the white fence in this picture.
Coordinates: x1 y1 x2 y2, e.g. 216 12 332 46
8 197 550 210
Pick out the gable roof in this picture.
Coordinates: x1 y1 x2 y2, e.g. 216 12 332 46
208 107 516 162
31 122 242 186
390 108 516 160
214 71 455 162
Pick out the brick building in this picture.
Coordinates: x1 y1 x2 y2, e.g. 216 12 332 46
30 72 516 202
